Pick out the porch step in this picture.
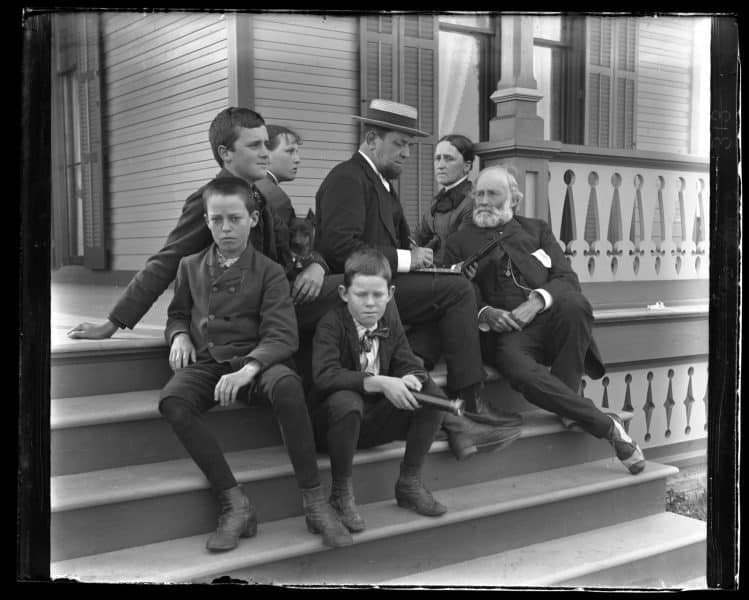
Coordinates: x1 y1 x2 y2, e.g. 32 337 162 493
383 511 705 587
51 458 677 584
51 390 282 475
49 361 524 476
51 409 636 561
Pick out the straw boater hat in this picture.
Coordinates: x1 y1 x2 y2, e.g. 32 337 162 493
352 98 430 137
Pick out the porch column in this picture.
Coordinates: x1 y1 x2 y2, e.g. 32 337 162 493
479 14 556 222
489 14 544 144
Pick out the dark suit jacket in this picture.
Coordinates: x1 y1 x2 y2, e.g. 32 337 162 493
165 242 298 373
310 300 427 408
109 168 277 329
254 172 329 280
443 217 605 379
315 152 412 274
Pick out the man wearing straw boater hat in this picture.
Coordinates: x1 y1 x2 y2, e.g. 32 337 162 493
314 99 522 461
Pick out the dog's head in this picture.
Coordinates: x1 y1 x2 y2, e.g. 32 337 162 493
290 209 315 261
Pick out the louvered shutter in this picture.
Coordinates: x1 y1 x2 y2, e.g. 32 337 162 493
586 17 636 149
360 14 438 231
78 13 106 269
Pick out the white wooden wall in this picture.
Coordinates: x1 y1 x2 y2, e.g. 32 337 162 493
636 17 698 155
251 14 360 216
101 12 229 271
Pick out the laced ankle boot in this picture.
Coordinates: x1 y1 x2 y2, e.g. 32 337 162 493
206 486 257 552
330 477 366 532
301 485 353 547
394 462 447 517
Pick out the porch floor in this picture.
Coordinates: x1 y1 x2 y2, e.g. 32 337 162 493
51 283 171 350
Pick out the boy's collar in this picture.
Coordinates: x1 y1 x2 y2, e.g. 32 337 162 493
207 241 254 269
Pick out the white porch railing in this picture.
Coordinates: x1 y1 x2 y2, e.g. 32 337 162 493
546 155 709 284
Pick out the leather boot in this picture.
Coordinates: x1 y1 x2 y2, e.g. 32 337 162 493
301 485 354 547
330 477 366 532
442 412 522 461
394 462 447 517
459 386 523 427
206 486 257 552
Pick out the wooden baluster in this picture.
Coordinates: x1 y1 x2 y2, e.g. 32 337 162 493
664 368 675 438
601 376 609 409
588 239 613 281
643 372 654 442
567 239 590 282
684 366 695 435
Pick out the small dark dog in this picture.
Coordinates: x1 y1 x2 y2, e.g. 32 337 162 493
288 209 316 275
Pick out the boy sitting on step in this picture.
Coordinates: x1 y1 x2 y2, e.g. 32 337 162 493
159 177 352 552
309 248 449 533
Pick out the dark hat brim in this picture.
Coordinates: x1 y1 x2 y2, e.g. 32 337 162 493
351 115 430 138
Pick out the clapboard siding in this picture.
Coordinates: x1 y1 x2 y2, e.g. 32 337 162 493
101 12 229 271
252 14 359 215
636 17 694 154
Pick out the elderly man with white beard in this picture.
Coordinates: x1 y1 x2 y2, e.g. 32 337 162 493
442 166 646 475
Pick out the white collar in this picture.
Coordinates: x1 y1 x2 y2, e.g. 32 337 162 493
441 175 469 193
354 319 378 337
358 150 391 192
266 170 279 185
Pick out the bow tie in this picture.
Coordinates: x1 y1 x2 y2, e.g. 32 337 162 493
359 327 390 353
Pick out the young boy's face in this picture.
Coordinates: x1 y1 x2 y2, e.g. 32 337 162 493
204 193 259 258
338 274 394 329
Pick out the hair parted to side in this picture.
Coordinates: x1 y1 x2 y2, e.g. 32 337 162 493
343 247 392 289
479 165 524 206
266 124 302 150
202 177 258 213
209 107 265 167
437 134 475 164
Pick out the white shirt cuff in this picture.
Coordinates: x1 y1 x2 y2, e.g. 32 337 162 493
396 249 412 273
477 305 492 332
532 288 553 312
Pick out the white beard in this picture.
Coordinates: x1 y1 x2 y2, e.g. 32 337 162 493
473 205 514 228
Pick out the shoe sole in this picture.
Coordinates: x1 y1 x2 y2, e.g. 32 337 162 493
463 411 523 428
205 516 257 552
395 497 447 517
305 517 354 547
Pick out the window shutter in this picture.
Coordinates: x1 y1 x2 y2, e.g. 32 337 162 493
77 13 106 269
586 16 636 149
360 14 438 230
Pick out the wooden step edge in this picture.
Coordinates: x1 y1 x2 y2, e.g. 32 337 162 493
50 459 678 584
51 391 245 429
381 512 705 587
51 409 625 512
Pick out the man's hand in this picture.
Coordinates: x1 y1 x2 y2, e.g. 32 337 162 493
67 320 118 340
169 333 196 371
409 247 434 270
401 373 423 392
462 261 478 280
479 307 522 333
364 375 419 410
510 295 545 328
214 361 260 407
291 263 325 304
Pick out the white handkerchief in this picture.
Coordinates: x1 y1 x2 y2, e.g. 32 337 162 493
531 248 552 268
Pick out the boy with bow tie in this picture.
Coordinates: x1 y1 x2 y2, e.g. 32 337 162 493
309 248 449 532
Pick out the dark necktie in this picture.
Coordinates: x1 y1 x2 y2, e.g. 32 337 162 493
359 327 390 354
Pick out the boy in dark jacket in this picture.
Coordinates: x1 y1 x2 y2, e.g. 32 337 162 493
310 248 451 532
159 177 352 552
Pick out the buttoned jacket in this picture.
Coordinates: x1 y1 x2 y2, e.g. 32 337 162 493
314 153 412 274
165 243 298 373
443 216 605 379
414 177 474 265
310 300 427 408
109 168 278 329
